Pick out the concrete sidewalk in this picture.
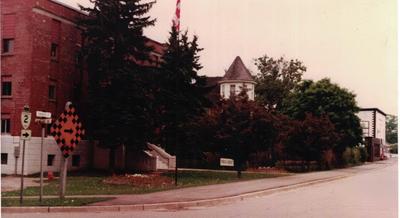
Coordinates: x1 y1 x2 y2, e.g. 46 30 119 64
1 177 40 192
2 158 396 213
91 158 395 206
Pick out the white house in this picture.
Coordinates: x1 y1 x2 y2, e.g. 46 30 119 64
1 135 92 175
357 108 387 159
357 108 386 145
218 56 255 100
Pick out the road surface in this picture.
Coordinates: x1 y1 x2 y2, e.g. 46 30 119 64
4 158 397 218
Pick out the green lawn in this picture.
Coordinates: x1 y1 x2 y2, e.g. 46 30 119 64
165 170 285 187
2 170 288 197
1 197 113 207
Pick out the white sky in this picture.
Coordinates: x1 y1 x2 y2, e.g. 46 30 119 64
62 0 397 115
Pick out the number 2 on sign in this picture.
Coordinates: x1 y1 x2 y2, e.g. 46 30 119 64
24 115 29 123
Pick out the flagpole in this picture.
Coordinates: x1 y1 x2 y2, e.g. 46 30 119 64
173 0 180 187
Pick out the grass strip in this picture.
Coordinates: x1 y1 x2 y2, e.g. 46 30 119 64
1 197 113 207
2 171 288 197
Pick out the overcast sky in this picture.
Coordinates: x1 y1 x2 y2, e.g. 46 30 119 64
62 0 397 115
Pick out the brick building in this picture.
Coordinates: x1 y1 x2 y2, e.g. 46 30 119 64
1 0 165 174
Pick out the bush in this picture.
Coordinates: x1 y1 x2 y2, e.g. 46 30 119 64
390 144 397 154
342 147 362 165
276 160 318 172
352 147 361 164
342 147 352 165
321 149 335 170
359 146 368 162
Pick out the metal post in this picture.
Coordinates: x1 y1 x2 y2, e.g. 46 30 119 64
175 157 178 186
59 156 68 199
19 140 26 205
39 123 45 202
14 156 18 175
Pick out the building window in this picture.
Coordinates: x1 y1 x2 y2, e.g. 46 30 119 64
1 118 11 133
72 155 80 167
230 84 236 96
2 82 12 96
50 43 58 59
2 39 14 54
48 85 56 100
47 154 55 166
1 153 8 165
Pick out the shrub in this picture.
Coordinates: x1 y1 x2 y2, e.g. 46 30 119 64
276 160 318 172
342 147 362 166
390 144 398 154
342 147 352 165
352 147 361 164
321 149 335 170
359 146 368 162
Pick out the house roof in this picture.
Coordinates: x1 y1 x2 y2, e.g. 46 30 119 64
205 76 222 104
360 108 387 116
220 56 254 83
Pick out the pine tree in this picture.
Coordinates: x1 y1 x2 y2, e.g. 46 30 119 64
79 0 156 171
155 27 210 157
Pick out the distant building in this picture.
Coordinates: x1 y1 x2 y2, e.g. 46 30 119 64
357 108 386 144
218 56 255 100
357 108 387 161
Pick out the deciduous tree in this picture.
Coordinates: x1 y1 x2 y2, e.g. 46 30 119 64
282 78 363 164
386 115 398 144
192 92 279 178
254 55 306 110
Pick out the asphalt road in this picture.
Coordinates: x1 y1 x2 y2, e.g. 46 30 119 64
4 159 397 218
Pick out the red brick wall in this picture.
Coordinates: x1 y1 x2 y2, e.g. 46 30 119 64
1 0 85 137
1 0 165 137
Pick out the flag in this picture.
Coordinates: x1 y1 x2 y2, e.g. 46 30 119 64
172 0 181 31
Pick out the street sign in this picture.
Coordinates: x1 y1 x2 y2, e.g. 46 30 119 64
220 158 234 167
21 112 31 130
35 118 52 124
14 146 20 158
20 130 31 141
50 104 84 158
36 111 51 118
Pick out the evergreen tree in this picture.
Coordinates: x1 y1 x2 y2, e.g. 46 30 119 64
155 27 210 157
78 0 156 170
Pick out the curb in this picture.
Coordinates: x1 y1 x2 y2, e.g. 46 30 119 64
2 174 348 213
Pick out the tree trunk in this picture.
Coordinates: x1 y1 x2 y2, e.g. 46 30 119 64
124 144 129 172
237 169 242 179
235 159 242 179
109 148 116 173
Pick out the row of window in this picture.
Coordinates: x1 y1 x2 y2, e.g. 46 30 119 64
1 118 55 134
1 153 81 167
1 81 56 100
221 84 253 98
2 38 59 59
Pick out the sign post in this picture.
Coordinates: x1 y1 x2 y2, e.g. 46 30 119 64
50 102 84 199
220 158 234 167
35 111 52 203
19 105 31 205
14 146 20 175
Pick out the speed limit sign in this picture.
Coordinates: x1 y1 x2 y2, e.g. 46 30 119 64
21 106 31 129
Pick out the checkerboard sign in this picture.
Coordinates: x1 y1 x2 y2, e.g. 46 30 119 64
50 104 85 158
